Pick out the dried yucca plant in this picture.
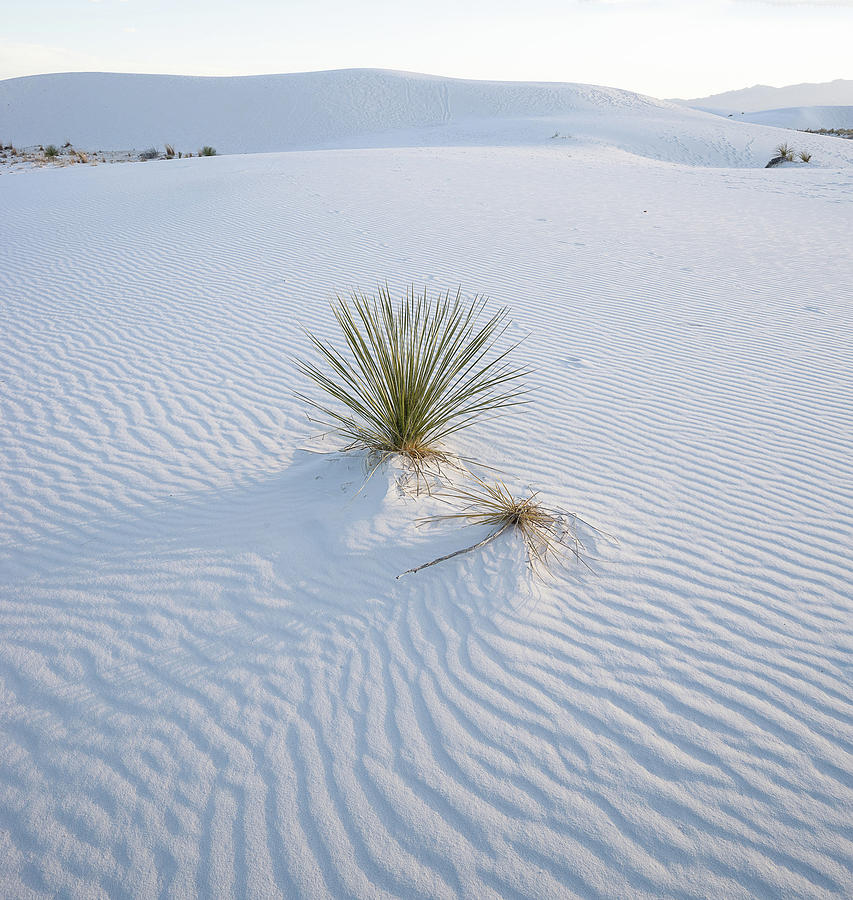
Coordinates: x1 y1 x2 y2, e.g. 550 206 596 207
399 476 595 577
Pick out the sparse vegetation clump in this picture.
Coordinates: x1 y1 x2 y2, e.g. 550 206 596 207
165 143 175 158
775 142 794 162
200 145 217 156
139 147 159 160
297 285 528 470
801 127 853 139
0 145 165 170
766 143 814 167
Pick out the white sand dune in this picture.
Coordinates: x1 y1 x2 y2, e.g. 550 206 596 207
1 76 852 899
3 69 852 167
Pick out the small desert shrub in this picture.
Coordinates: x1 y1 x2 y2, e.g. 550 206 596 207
164 143 175 158
200 145 217 156
297 285 528 468
400 477 594 577
139 147 159 161
798 149 812 163
73 149 88 163
44 144 59 158
775 142 794 162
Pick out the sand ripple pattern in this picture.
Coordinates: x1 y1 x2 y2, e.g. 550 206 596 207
1 149 851 898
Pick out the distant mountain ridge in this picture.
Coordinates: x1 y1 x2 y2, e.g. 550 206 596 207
678 79 853 113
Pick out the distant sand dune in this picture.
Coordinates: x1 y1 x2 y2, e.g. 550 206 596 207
3 69 853 167
696 106 853 132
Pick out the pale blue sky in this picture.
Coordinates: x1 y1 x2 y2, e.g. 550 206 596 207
2 0 852 98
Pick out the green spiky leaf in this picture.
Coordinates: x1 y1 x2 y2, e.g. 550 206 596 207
296 285 529 459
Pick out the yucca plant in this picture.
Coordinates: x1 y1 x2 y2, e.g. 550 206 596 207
775 142 794 162
798 149 812 163
297 285 528 470
399 476 594 577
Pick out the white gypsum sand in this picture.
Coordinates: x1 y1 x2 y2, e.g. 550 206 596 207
0 74 852 899
3 69 853 167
